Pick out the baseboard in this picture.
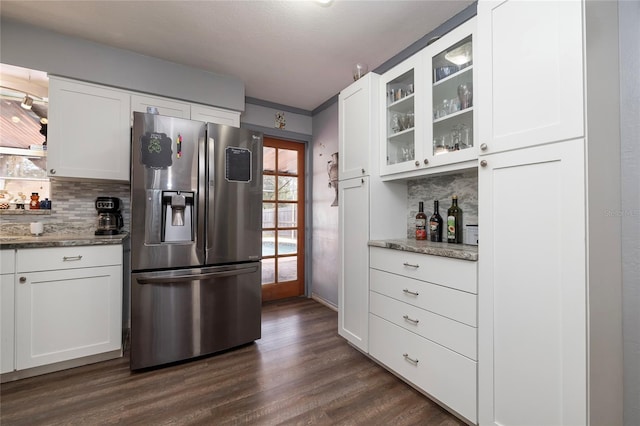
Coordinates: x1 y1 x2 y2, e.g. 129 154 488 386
311 293 337 311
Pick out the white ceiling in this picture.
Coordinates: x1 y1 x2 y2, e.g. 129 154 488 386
0 0 474 112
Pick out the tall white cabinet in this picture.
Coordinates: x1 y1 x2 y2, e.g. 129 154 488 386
477 1 622 425
338 73 406 352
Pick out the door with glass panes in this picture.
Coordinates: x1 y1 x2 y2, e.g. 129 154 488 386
262 138 305 301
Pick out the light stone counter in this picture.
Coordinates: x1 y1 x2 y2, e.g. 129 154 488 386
0 233 128 249
368 238 478 261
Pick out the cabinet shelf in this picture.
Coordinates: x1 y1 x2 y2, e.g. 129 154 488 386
387 93 415 109
387 127 415 140
433 107 474 124
433 65 473 87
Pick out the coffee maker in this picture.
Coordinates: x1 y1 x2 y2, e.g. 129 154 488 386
95 196 124 235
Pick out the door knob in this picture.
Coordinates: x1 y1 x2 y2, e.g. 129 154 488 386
480 143 488 151
480 160 488 167
19 276 26 284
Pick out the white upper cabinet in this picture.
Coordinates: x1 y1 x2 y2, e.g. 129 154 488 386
47 77 131 181
339 72 380 180
379 18 478 180
477 0 584 155
190 104 240 128
379 55 423 177
130 94 191 119
424 18 478 169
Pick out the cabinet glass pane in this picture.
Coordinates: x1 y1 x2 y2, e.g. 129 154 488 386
385 69 415 166
432 35 474 156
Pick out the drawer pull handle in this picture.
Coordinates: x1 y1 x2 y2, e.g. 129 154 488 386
402 288 419 296
63 255 83 262
403 262 419 268
403 353 419 365
403 315 419 325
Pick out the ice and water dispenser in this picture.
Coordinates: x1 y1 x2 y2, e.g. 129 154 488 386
161 191 194 242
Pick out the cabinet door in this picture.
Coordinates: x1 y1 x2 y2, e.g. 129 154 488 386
190 104 240 127
339 73 379 180
424 18 478 169
478 139 587 426
47 77 131 181
379 56 424 176
338 176 369 352
15 265 122 370
1 273 15 374
131 94 191 119
477 0 584 155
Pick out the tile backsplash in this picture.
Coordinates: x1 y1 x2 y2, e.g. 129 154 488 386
0 180 130 235
406 169 478 241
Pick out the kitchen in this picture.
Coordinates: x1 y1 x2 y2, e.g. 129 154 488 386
1 1 638 425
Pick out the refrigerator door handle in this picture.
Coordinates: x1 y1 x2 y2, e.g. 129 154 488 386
136 265 259 284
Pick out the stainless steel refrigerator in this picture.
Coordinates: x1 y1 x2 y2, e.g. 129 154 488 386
129 112 262 370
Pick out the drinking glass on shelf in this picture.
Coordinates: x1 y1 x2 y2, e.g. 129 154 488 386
449 98 461 113
458 82 473 109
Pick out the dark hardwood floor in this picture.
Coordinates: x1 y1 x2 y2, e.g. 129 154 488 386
1 297 465 425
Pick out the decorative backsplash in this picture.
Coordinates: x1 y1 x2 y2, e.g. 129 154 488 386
0 180 131 235
406 169 478 241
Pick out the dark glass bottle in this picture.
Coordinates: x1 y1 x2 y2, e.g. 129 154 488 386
429 200 443 242
415 202 427 240
447 195 463 244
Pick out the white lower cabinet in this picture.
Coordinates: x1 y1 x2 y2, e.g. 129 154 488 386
369 314 477 422
8 245 123 373
369 246 478 423
1 250 15 374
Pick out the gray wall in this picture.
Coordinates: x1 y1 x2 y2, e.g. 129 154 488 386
0 18 244 111
310 102 339 307
619 1 640 424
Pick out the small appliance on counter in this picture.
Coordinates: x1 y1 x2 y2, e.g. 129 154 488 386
95 196 124 235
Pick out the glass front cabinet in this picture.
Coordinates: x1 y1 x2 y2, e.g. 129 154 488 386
380 18 477 178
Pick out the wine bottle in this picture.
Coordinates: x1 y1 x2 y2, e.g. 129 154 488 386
447 195 463 244
415 202 427 240
429 200 443 242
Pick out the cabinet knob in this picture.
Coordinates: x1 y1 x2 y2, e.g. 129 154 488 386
361 168 365 174
480 143 488 151
480 160 488 167
414 161 420 167
19 276 26 284
423 159 429 165
49 169 56 175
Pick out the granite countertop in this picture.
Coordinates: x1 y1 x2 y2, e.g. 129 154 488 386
0 233 128 249
368 238 478 261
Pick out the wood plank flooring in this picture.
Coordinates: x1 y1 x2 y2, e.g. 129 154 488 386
1 297 465 425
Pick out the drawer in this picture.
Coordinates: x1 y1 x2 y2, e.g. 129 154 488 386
1 249 15 274
369 314 477 423
17 245 122 273
370 291 476 360
370 268 476 326
370 247 477 293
